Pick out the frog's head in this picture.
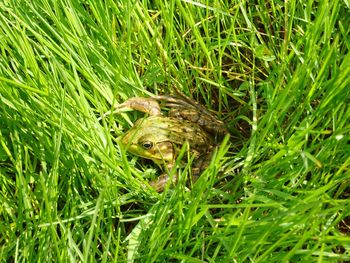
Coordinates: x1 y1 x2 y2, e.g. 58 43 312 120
120 117 174 165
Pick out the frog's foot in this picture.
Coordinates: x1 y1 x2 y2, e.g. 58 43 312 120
116 97 162 116
149 173 178 192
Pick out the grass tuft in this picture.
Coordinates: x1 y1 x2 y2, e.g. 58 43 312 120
1 0 350 261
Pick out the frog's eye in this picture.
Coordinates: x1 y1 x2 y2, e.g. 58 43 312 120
141 141 153 150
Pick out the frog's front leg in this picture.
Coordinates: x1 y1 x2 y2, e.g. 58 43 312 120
116 97 162 116
149 163 177 192
149 173 178 192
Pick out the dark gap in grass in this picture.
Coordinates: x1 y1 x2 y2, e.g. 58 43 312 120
338 216 350 235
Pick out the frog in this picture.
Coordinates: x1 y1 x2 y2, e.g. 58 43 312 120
115 91 228 191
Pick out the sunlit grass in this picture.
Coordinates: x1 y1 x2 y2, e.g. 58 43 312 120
0 0 350 261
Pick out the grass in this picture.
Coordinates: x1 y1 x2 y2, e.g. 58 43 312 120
0 0 350 261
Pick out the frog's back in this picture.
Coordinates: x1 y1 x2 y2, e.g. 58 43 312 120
138 116 212 151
